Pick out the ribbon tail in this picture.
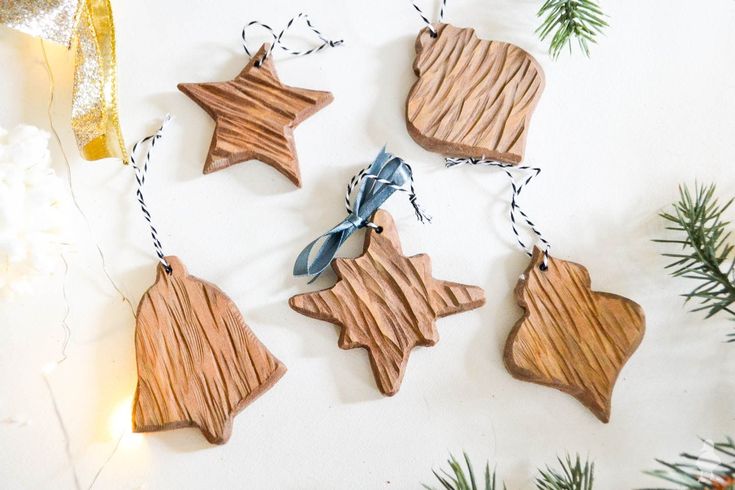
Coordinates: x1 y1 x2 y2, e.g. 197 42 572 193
72 0 127 162
294 227 354 279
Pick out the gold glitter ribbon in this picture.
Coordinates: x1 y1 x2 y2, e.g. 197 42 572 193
1 0 128 161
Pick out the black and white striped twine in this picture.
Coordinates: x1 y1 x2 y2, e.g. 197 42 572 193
446 157 551 270
411 0 447 37
242 13 344 67
345 162 431 231
130 115 173 274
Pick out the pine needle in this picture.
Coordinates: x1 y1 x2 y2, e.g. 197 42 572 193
424 453 595 490
424 453 505 490
536 455 595 490
536 0 608 59
655 183 735 340
644 437 735 489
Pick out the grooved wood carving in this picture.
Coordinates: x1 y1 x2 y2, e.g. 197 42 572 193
504 248 645 423
406 24 544 164
178 44 333 186
133 256 286 445
289 210 486 395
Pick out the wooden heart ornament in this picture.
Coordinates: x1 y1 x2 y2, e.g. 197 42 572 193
504 248 645 423
289 210 486 395
178 44 333 186
133 256 286 444
406 24 545 164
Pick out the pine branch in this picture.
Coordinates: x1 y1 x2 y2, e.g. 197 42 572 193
643 437 735 489
423 453 505 490
536 455 595 490
537 0 608 59
424 454 594 490
655 183 735 340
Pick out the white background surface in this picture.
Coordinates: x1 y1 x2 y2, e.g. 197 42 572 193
1 1 734 489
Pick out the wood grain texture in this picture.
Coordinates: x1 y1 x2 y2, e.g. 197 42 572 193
504 248 645 423
406 24 544 164
289 210 486 396
133 256 286 445
178 44 333 186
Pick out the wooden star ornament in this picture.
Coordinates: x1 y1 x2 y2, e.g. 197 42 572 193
504 248 645 423
289 210 486 396
133 256 286 444
178 44 333 186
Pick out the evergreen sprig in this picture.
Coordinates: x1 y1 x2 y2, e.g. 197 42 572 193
424 454 594 490
423 453 505 490
536 0 608 58
644 437 735 489
536 456 595 490
656 183 735 339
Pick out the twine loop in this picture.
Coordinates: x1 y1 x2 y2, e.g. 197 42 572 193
411 0 448 37
446 157 551 270
130 115 173 274
242 13 344 67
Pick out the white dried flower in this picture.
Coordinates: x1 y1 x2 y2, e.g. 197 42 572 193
0 125 68 298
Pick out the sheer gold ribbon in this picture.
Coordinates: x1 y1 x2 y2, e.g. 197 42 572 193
1 0 127 161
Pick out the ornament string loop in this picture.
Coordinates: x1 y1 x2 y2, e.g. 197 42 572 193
242 13 344 67
294 148 430 280
130 115 173 274
411 0 448 36
446 158 551 270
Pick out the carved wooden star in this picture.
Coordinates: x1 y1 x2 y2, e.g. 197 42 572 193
289 210 486 395
178 44 333 187
504 248 645 423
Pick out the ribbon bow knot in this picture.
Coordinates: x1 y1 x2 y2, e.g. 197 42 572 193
294 148 429 280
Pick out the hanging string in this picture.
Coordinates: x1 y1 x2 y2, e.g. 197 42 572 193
411 0 448 37
241 13 344 68
345 162 431 230
130 116 173 274
446 157 551 270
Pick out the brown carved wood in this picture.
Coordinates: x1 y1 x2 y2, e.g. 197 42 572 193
178 44 333 187
289 210 486 396
406 24 545 164
133 256 286 445
504 248 645 423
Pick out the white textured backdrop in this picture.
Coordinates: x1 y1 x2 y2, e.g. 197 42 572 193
1 1 734 488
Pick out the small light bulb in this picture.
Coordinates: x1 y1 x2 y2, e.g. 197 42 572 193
41 362 58 375
109 397 133 438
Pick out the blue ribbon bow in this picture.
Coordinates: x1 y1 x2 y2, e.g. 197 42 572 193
294 148 418 279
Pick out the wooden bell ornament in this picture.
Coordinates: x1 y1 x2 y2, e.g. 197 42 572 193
133 257 286 444
127 119 285 445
